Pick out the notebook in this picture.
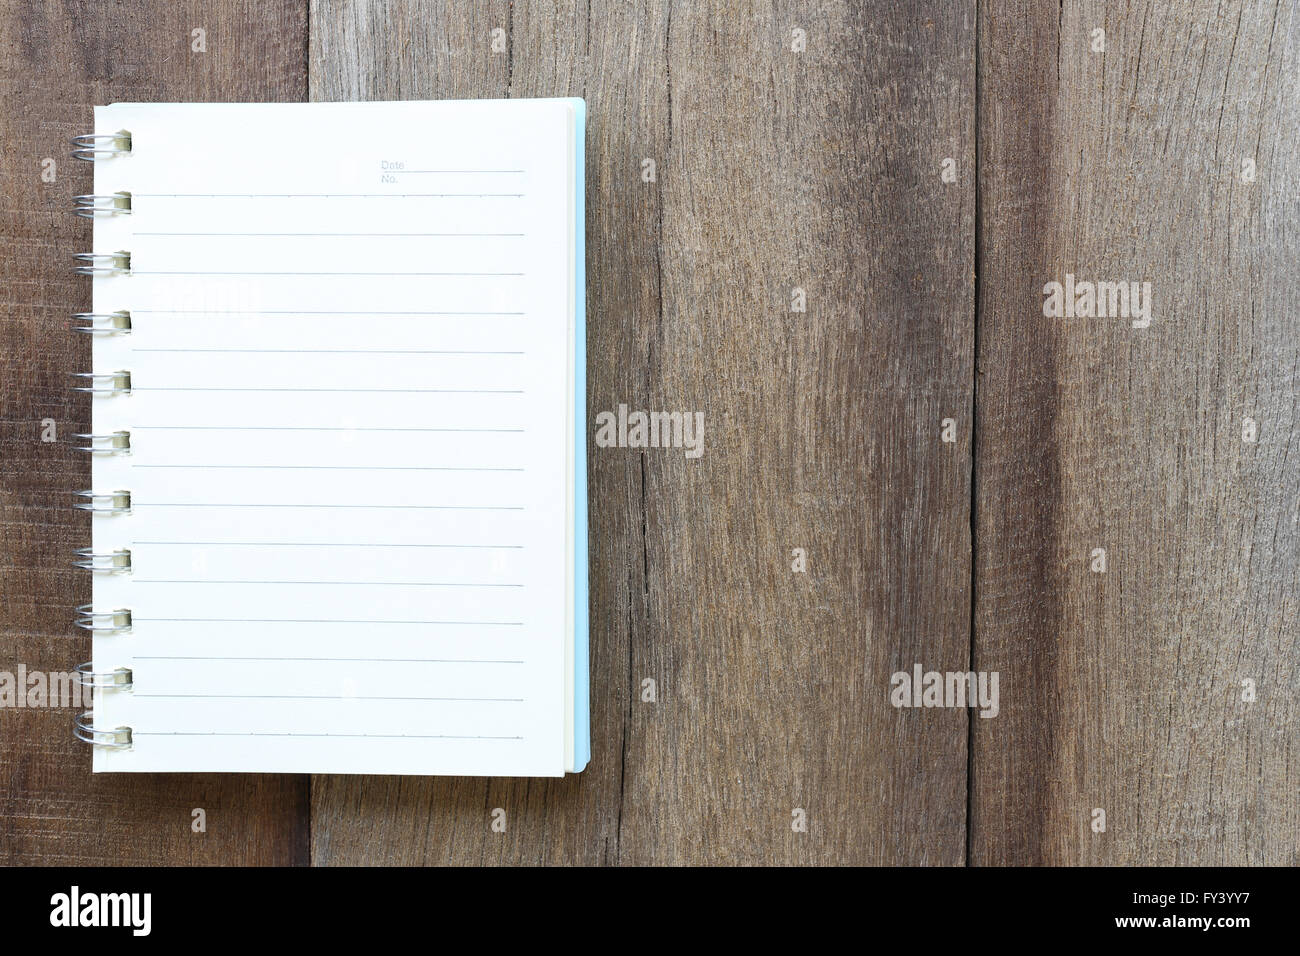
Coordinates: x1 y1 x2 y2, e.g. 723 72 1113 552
71 99 589 776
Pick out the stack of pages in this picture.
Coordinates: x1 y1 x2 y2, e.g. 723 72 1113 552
75 99 588 775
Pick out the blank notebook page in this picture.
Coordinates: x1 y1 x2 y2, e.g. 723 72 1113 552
89 99 583 775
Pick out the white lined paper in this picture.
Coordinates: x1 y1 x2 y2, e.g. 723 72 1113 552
90 100 578 775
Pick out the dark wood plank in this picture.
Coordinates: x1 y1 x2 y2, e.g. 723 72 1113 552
0 0 309 865
973 0 1300 864
309 0 975 864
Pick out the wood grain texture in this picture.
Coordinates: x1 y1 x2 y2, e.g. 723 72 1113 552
0 0 310 865
5 0 1292 867
972 0 1300 864
308 0 976 865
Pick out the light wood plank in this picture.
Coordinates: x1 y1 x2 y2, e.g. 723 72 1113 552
973 0 1300 865
309 0 976 865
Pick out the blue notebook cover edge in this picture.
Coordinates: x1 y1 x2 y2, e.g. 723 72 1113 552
571 97 590 772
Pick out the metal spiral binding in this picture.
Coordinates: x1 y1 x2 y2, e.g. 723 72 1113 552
74 192 132 217
75 605 133 634
72 131 136 755
74 712 133 750
73 311 132 334
74 430 131 454
75 664 133 690
73 251 131 275
73 490 132 514
72 370 131 395
73 548 132 572
70 130 132 161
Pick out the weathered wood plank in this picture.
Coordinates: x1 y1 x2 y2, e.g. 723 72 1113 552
0 0 309 865
972 0 1300 864
309 0 975 865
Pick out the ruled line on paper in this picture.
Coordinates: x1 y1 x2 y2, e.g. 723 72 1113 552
132 541 524 549
132 464 525 472
132 349 526 355
131 580 525 587
131 426 524 432
132 503 525 510
130 193 525 198
131 732 525 740
131 271 524 277
133 618 523 625
137 656 526 663
130 310 526 315
134 228 525 234
135 694 525 702
130 387 524 394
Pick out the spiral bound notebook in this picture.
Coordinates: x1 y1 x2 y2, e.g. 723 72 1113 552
72 99 589 776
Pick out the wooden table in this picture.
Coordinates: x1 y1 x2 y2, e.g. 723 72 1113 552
1 0 1295 866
